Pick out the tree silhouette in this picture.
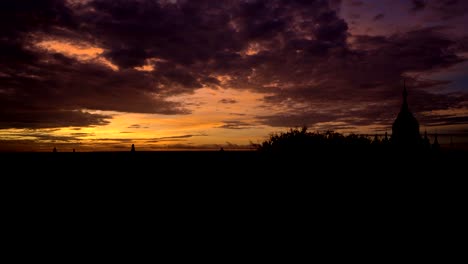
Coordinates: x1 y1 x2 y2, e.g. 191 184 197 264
254 126 373 153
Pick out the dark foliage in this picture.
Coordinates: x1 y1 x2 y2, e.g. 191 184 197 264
254 126 374 153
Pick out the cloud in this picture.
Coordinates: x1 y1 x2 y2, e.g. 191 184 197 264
89 138 133 142
0 0 467 132
373 13 384 20
0 129 82 142
411 0 427 12
0 110 111 129
422 115 468 126
219 98 238 104
350 1 364 6
409 0 468 19
218 121 254 129
146 134 207 142
431 0 468 19
0 47 189 128
128 124 141 129
156 135 199 140
254 26 467 128
70 132 94 136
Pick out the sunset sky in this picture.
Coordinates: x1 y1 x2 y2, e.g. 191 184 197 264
1 0 467 151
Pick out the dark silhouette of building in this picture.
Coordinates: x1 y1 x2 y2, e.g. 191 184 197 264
392 84 421 146
422 130 431 150
382 131 390 144
53 147 57 153
131 144 135 152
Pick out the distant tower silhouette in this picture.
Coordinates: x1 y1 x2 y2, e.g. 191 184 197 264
432 133 440 151
382 131 389 144
391 82 421 146
53 147 57 153
131 144 135 152
73 148 75 153
422 130 431 149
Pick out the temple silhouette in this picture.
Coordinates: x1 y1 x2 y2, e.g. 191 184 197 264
391 83 422 146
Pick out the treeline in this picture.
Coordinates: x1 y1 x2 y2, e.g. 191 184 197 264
253 126 434 153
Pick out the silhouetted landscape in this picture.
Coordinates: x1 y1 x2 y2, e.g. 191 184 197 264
3 130 467 177
1 1 467 181
2 4 468 249
2 142 466 177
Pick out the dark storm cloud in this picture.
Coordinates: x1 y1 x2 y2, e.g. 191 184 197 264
0 1 77 69
411 0 427 12
1 0 467 130
409 0 468 19
353 28 463 75
373 13 384 20
350 1 364 6
432 0 468 19
85 0 242 68
0 109 110 129
256 26 467 128
0 0 189 129
0 55 189 128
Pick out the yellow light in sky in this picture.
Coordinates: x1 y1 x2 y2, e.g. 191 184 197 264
0 87 280 151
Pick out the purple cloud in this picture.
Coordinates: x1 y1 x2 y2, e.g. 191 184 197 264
0 0 466 132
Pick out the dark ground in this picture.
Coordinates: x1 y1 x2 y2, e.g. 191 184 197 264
1 149 465 246
2 149 465 210
1 148 466 175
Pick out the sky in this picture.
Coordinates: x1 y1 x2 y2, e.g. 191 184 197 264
1 0 467 151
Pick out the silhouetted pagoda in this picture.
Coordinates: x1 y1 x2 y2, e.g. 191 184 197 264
392 84 421 146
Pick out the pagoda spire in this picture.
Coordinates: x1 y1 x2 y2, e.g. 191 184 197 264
391 79 421 146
